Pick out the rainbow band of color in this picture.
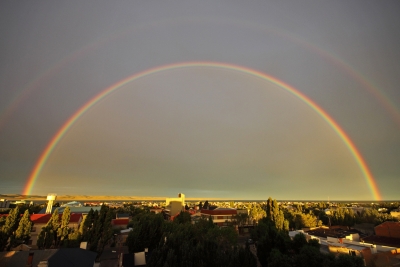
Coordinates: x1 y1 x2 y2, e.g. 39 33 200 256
23 61 382 200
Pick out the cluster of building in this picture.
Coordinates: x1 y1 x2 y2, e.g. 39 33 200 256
1 193 400 267
289 222 400 266
163 193 250 229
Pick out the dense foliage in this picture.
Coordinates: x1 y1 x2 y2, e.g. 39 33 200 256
126 211 257 267
251 218 364 267
0 206 32 250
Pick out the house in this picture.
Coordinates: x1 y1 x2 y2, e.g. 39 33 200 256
47 248 97 267
289 230 320 244
165 193 185 218
111 218 129 229
38 206 102 215
0 248 97 267
362 221 400 247
116 213 130 219
61 201 83 207
374 221 400 239
0 199 10 208
200 207 237 226
149 208 163 214
304 226 400 266
30 213 83 249
327 243 373 266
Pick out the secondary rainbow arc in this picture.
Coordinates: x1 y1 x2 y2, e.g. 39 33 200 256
23 61 382 200
2 18 399 133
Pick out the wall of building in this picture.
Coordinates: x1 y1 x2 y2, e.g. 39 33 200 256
375 222 400 239
200 209 237 227
328 245 372 266
390 211 400 220
169 201 184 217
0 199 10 208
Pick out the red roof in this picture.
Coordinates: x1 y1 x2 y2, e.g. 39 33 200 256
375 221 400 239
112 218 129 225
362 235 400 247
31 213 82 224
69 214 82 223
30 214 50 224
201 209 237 215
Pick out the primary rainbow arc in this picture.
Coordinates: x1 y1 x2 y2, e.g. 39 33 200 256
23 61 382 200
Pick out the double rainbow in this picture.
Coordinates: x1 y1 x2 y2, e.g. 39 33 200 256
23 62 382 200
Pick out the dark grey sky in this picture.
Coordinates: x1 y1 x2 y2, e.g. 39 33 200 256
1 1 399 200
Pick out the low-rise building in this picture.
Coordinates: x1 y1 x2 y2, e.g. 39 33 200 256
327 242 373 266
164 193 185 219
362 221 400 248
38 206 102 215
200 207 237 227
0 248 97 267
112 218 129 229
305 226 400 266
390 211 400 220
0 199 10 208
375 221 400 239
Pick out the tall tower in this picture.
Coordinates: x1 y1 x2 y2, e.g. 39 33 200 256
45 193 57 214
178 193 185 206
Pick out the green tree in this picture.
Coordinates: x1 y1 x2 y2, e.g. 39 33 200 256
334 253 364 267
294 245 325 267
48 209 60 231
266 197 273 219
37 226 54 249
264 198 289 231
292 232 307 253
237 244 258 267
0 230 8 251
80 208 95 242
3 207 21 250
46 208 60 246
57 207 70 246
292 211 322 229
173 211 191 224
37 208 73 249
268 249 292 267
206 226 237 251
252 220 278 266
14 209 32 246
90 205 109 252
96 207 114 258
65 228 81 248
149 219 244 267
126 213 165 253
249 204 266 224
0 216 6 228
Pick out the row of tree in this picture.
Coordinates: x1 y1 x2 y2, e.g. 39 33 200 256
326 207 398 226
126 211 257 267
251 198 365 267
122 197 366 267
0 207 32 251
0 205 115 260
37 207 78 249
37 205 115 259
